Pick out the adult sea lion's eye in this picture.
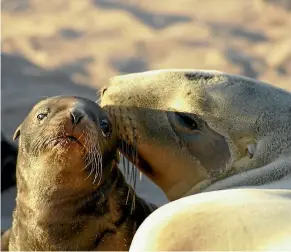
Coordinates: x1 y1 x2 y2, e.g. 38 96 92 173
175 112 198 130
37 113 48 121
100 119 111 138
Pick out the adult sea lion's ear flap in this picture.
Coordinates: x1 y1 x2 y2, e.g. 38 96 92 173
13 125 22 141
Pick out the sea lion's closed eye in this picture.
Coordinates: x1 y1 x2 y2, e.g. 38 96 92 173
170 112 199 132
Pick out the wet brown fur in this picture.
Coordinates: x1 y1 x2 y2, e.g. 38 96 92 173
3 96 156 251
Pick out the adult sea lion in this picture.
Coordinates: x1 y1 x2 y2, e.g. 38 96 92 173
130 188 291 251
101 69 291 250
101 69 291 200
2 96 156 251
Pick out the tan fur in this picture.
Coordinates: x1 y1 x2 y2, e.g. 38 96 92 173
101 69 291 251
129 189 291 251
101 69 291 200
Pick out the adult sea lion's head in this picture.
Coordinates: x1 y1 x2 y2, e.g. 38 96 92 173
101 69 291 200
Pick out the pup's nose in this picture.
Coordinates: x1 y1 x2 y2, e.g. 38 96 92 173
70 109 84 125
101 87 108 97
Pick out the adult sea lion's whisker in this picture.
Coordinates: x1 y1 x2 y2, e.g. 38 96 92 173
125 136 131 183
125 186 131 206
133 128 138 190
121 155 126 178
96 90 102 99
132 128 142 181
96 98 101 105
120 133 128 179
125 135 132 204
97 152 103 185
130 193 136 215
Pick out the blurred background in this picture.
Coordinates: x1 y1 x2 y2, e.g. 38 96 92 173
1 0 291 231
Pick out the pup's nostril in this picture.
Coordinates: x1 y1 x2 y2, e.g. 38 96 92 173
70 110 84 125
101 87 108 96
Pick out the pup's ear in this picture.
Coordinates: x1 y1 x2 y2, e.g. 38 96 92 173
13 124 22 141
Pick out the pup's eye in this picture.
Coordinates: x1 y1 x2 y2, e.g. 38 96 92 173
100 119 111 138
175 112 198 130
37 113 48 121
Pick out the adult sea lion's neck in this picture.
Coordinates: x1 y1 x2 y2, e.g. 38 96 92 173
183 157 291 196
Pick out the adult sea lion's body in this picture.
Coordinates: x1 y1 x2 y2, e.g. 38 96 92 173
130 189 291 251
101 69 291 250
2 96 155 251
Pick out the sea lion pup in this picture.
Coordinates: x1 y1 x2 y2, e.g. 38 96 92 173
100 69 291 200
3 96 156 251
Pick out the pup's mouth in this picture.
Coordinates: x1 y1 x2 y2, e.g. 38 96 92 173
47 135 83 148
117 139 154 175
